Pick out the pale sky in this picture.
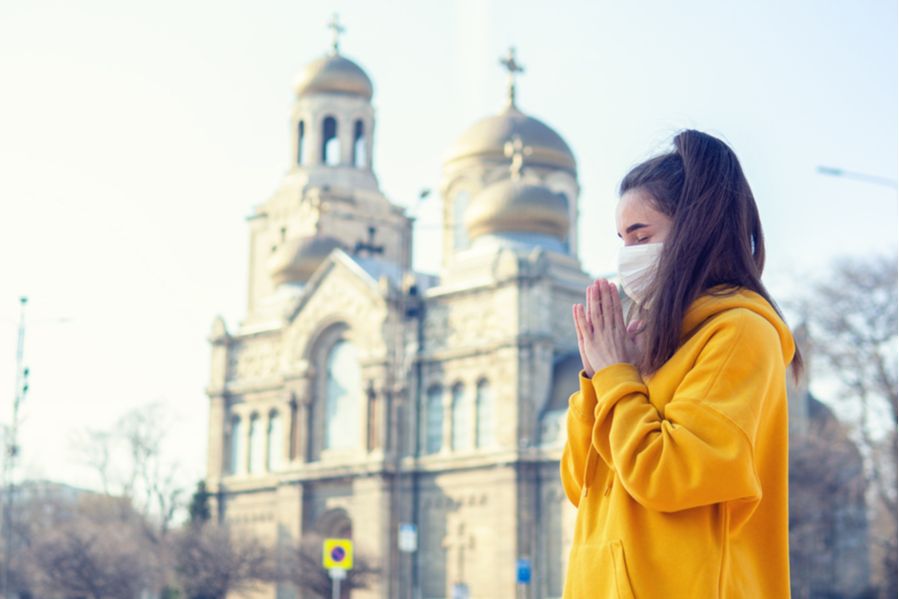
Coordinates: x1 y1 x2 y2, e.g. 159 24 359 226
0 0 896 493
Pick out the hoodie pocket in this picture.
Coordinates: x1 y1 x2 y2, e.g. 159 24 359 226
565 540 636 599
608 540 636 599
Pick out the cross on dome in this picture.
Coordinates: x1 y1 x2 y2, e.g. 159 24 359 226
327 13 346 54
504 135 533 180
499 47 525 107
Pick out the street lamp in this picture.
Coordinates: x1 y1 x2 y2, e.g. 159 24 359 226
816 166 898 189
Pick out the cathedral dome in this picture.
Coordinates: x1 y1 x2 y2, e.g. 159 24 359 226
464 177 569 240
445 106 576 172
294 54 373 100
268 235 343 286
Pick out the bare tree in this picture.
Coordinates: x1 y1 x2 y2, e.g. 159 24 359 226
171 523 275 599
789 407 873 598
797 252 898 598
280 533 380 599
26 493 164 599
74 402 185 540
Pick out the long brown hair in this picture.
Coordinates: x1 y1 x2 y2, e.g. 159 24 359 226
619 129 802 377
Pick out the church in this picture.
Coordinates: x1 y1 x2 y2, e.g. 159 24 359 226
204 17 586 599
202 17 870 599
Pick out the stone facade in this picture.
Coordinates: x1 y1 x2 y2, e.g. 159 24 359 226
206 35 585 599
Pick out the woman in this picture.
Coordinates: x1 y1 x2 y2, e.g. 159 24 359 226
560 129 801 598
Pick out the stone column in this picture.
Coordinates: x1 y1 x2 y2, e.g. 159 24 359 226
365 115 375 170
242 409 252 475
366 381 379 453
339 114 355 166
283 392 296 467
306 109 323 166
286 368 314 463
206 394 226 481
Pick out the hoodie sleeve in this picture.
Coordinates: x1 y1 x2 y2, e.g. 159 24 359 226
560 369 600 507
590 311 782 513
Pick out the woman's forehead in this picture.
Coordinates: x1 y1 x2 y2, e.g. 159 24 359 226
617 189 663 227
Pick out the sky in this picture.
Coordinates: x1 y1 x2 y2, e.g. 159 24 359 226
0 0 896 494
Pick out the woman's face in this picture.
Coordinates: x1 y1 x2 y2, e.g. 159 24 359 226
616 188 674 246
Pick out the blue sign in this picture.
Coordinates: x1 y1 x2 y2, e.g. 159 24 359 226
516 558 532 584
398 523 418 552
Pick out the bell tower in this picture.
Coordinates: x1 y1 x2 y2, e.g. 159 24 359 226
243 16 411 323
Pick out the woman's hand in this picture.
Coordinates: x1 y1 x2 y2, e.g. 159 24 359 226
572 303 595 377
573 279 640 375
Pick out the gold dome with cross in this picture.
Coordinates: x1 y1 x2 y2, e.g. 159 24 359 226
294 14 374 100
464 135 570 240
444 48 576 173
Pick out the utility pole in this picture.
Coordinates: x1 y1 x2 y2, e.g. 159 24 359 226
1 297 28 599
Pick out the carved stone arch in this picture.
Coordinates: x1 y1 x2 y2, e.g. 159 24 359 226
315 507 353 538
303 320 367 460
321 114 340 165
300 317 353 363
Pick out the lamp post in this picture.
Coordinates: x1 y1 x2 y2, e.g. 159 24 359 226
816 166 897 189
1 297 27 599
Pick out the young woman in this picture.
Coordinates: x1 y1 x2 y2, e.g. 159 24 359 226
561 129 801 598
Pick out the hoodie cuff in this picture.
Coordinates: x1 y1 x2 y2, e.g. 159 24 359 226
590 362 644 402
569 368 598 421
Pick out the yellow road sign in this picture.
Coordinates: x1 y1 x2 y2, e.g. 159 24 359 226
323 538 354 570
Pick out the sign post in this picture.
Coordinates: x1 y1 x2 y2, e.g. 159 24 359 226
516 557 532 599
323 538 354 599
398 523 418 599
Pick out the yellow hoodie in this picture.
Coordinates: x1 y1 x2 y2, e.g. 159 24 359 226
560 288 795 599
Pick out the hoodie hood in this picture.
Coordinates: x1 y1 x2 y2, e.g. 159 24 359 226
681 287 796 366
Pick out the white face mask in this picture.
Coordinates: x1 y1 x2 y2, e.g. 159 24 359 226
617 242 664 308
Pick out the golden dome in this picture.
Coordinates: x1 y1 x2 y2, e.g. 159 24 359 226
464 178 569 240
294 54 373 100
445 106 576 172
268 235 343 286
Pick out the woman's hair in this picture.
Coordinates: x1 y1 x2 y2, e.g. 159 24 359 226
619 129 803 377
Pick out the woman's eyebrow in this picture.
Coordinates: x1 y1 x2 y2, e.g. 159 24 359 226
617 223 650 238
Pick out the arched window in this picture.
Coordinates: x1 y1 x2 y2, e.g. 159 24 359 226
324 340 361 450
475 379 494 448
322 116 340 166
453 191 470 251
297 120 306 165
426 385 443 454
248 413 264 474
352 120 366 168
229 415 244 475
266 410 282 472
451 383 470 451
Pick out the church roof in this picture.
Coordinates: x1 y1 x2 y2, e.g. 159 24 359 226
444 105 576 172
285 248 438 323
268 235 344 287
294 53 374 100
465 177 569 241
